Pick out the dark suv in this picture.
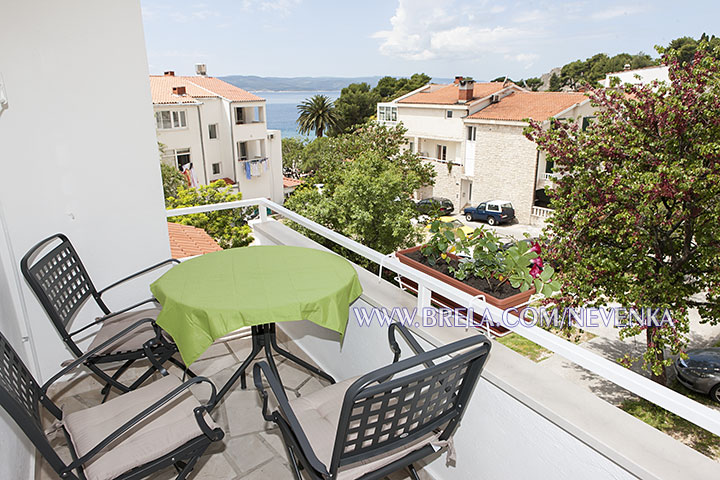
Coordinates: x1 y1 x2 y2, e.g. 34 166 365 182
416 197 454 215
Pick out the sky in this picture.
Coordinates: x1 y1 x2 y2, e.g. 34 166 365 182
141 0 719 80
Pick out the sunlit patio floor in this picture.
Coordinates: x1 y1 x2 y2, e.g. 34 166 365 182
37 335 422 480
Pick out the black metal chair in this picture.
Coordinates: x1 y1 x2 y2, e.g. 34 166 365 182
254 324 491 480
0 320 224 480
21 233 189 399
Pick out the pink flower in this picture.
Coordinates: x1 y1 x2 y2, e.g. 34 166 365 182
531 257 544 269
529 241 542 255
530 265 542 278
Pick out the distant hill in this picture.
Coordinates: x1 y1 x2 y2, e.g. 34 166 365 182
220 75 454 92
220 75 382 92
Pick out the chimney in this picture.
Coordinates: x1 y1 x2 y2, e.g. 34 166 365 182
458 78 474 103
623 64 631 71
195 63 207 76
454 76 463 84
164 70 175 76
172 86 186 96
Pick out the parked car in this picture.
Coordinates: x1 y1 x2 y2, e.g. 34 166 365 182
416 197 454 215
464 200 515 226
674 348 720 402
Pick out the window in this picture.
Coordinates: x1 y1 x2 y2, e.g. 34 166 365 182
581 116 596 131
235 107 245 124
252 106 264 123
446 110 453 118
212 163 221 175
378 106 397 122
436 145 447 161
467 126 476 141
409 141 414 153
162 148 191 169
487 204 501 212
155 110 186 129
238 141 248 160
208 124 218 139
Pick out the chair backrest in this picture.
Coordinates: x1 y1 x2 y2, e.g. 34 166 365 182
0 328 70 477
20 234 104 354
330 335 490 474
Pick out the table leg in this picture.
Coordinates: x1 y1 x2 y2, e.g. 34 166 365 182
210 323 336 411
268 324 336 384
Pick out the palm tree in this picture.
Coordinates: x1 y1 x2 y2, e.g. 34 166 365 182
297 95 339 138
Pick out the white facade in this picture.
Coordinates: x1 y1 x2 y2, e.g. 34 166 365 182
603 65 669 88
0 1 171 478
152 76 284 203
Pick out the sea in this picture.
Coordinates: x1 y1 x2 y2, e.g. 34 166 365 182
256 90 340 140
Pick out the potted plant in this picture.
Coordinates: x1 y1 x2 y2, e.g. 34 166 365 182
397 220 560 311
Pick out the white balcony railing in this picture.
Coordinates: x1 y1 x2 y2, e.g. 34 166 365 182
541 172 558 181
166 198 720 439
531 206 554 219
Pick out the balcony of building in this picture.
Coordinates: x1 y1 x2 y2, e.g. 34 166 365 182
33 199 720 480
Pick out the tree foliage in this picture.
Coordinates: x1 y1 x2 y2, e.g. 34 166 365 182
284 123 435 255
166 181 254 249
297 94 339 138
160 163 186 204
332 82 381 135
667 34 720 64
330 73 432 136
524 41 720 384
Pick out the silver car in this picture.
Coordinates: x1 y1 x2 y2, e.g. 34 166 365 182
674 348 720 403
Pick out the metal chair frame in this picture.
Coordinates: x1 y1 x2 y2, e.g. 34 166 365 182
0 320 224 480
20 233 190 398
254 324 491 480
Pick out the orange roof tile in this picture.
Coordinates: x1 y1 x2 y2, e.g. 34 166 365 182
398 82 508 105
167 222 222 258
467 91 589 122
283 177 303 188
150 75 263 104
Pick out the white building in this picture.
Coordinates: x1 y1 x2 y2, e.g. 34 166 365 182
603 65 669 88
150 72 283 203
378 78 593 224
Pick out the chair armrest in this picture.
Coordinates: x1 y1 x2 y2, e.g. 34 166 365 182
253 362 330 477
96 258 180 297
63 376 222 474
67 297 159 338
40 318 157 395
388 323 433 367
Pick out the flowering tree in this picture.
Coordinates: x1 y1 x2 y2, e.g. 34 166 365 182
525 43 720 384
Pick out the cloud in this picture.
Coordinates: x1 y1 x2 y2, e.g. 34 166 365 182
373 0 533 61
504 53 540 69
591 5 645 20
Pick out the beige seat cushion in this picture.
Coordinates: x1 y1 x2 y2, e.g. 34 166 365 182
64 375 218 480
288 378 440 479
87 307 163 355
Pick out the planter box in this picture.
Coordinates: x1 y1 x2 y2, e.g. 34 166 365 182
396 246 535 335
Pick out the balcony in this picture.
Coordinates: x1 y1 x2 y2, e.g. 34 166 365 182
35 198 720 480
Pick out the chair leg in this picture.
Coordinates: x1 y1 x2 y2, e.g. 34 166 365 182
285 444 303 480
408 463 421 480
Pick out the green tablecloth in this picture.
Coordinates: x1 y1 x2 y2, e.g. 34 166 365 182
150 245 363 365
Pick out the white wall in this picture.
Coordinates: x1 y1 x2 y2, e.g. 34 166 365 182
155 104 207 184
395 105 467 142
0 0 171 388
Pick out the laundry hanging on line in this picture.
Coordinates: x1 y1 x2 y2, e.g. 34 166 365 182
240 157 268 179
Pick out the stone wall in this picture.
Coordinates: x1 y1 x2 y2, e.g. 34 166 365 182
420 160 465 213
470 123 538 224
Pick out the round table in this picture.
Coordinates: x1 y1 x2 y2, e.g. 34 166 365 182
150 245 363 403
